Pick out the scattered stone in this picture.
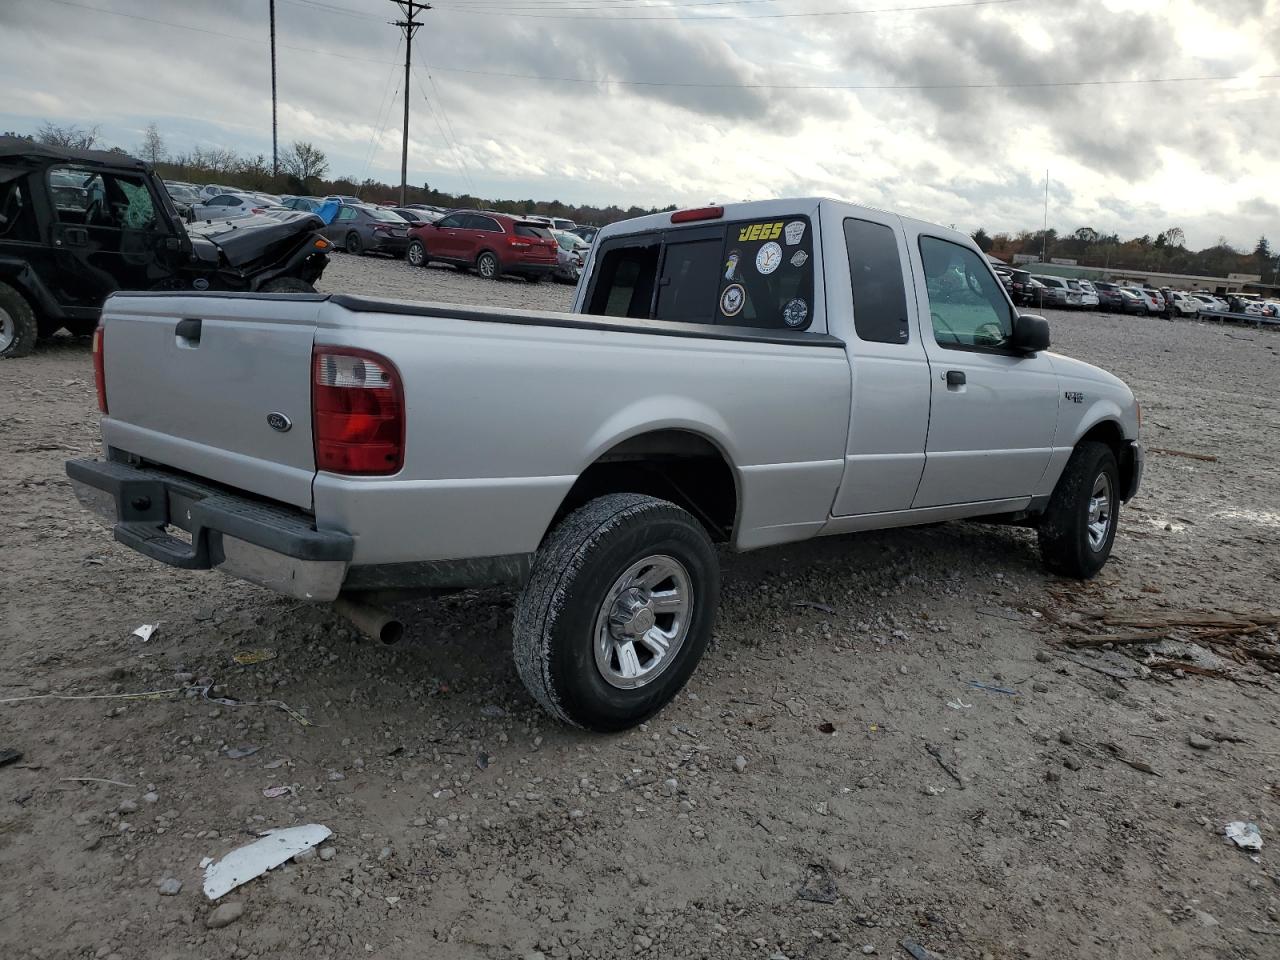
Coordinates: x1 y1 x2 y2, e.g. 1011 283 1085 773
293 846 317 862
480 704 506 719
142 792 159 804
157 877 182 896
327 770 346 782
1034 650 1053 663
862 945 876 955
205 902 244 929
1187 734 1213 751
1057 730 1074 746
733 756 748 773
1064 757 1082 771
117 799 138 814
318 846 336 862
1032 681 1049 694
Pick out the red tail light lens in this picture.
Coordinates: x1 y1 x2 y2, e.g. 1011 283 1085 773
92 324 108 413
671 206 724 224
312 347 404 476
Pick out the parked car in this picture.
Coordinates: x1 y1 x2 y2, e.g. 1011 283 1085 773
67 197 1143 729
199 183 239 200
192 191 286 221
282 196 324 213
1029 275 1072 308
162 180 202 220
1074 279 1100 308
1114 288 1147 314
551 229 589 284
324 194 362 205
321 204 411 256
1137 288 1166 314
391 207 440 225
1190 293 1228 313
1065 279 1095 308
1005 269 1036 306
1094 281 1123 312
0 136 330 358
405 210 558 280
1165 291 1199 317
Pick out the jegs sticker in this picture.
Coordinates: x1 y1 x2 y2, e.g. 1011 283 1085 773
724 250 741 281
737 221 783 242
755 241 783 275
790 250 809 268
784 220 806 245
720 283 746 317
782 298 809 328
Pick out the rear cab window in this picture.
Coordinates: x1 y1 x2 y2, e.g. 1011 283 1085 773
585 214 815 331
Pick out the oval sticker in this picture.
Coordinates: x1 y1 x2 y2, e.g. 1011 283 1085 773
266 412 293 433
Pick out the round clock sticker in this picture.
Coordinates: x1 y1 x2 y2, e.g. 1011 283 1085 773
755 241 783 276
782 298 809 328
720 283 746 317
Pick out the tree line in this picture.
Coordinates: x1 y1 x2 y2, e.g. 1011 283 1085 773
6 122 673 227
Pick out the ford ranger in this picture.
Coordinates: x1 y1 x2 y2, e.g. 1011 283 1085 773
67 198 1143 731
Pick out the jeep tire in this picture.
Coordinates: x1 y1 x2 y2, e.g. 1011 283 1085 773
0 282 38 359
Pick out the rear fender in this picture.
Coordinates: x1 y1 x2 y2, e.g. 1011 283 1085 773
0 256 64 319
578 398 740 477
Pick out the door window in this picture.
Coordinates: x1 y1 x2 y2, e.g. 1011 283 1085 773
467 214 502 232
49 167 164 235
919 236 1013 349
0 174 38 242
844 218 910 344
436 213 464 229
335 206 356 222
587 244 660 319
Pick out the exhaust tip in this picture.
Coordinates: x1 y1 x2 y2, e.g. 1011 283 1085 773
379 619 405 645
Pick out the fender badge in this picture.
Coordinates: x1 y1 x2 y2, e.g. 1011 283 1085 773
1064 391 1084 404
266 412 293 432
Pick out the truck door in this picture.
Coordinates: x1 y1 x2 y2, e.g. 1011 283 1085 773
830 213 932 516
908 233 1058 508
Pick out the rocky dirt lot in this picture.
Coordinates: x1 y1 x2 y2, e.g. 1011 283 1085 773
2 252 1279 960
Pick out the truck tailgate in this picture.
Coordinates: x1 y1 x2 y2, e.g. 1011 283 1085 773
99 293 323 509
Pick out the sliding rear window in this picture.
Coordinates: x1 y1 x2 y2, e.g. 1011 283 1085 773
585 214 815 331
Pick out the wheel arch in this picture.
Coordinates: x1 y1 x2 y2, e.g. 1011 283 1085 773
548 427 741 544
1076 417 1137 503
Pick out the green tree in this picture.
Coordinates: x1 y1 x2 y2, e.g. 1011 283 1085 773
971 227 993 253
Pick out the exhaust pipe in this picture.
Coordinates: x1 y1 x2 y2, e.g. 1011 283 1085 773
333 594 405 645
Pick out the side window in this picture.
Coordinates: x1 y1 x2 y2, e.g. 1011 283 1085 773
0 175 38 242
116 178 157 230
336 206 356 222
436 213 462 228
844 218 909 344
717 216 814 330
48 167 98 223
586 243 659 319
654 238 722 323
919 236 1013 349
471 215 502 232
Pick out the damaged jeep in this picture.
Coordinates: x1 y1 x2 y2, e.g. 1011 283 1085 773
0 136 331 358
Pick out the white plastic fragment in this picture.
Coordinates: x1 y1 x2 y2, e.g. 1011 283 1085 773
132 624 158 642
946 698 973 711
1224 821 1263 850
202 824 332 900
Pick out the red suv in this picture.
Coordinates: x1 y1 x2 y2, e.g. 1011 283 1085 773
405 210 558 281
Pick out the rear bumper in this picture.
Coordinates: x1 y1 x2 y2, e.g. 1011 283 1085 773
506 261 557 277
66 458 353 601
371 235 410 253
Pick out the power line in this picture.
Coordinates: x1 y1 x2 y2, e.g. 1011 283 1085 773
417 58 475 192
409 60 477 193
423 0 1028 19
389 1 432 207
357 34 405 189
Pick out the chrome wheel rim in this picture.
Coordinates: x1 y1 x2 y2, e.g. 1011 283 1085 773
593 555 692 690
407 243 423 266
479 255 496 278
0 306 14 353
1087 473 1114 551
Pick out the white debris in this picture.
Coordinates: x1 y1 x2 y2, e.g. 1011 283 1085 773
202 824 332 900
946 697 973 710
132 624 159 642
1224 821 1263 851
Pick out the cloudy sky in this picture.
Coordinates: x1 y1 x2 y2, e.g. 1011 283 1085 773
1 0 1277 248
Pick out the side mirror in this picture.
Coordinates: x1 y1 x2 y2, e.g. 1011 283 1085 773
1011 313 1050 353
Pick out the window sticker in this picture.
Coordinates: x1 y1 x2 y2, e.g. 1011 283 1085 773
737 221 783 242
755 241 783 276
724 250 741 281
782 298 809 328
720 283 746 317
790 250 808 268
784 220 806 245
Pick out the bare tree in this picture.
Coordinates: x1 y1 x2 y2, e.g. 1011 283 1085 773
279 141 329 183
37 122 101 150
1163 226 1186 248
139 123 166 164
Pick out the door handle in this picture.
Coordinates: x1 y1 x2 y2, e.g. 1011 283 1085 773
64 227 89 247
945 370 966 387
175 318 202 345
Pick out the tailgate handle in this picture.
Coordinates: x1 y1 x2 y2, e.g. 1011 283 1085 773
175 318 202 345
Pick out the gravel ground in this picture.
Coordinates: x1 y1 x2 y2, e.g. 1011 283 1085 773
2 251 1279 960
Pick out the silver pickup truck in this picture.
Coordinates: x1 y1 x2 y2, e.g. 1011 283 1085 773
67 197 1142 730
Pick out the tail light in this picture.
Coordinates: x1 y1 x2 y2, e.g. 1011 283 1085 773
508 236 531 250
372 224 390 233
671 206 724 223
312 347 404 476
92 324 107 413
251 207 267 214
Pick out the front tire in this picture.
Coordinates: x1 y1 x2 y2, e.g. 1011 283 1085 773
345 232 363 255
1038 441 1120 579
513 493 720 731
406 240 427 267
0 282 38 359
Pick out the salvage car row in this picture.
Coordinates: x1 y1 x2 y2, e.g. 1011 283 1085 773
992 266 1274 319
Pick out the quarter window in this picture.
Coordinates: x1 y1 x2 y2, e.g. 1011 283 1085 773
919 236 1013 349
844 218 909 344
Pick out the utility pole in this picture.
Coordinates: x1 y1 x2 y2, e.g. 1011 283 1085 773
270 0 279 178
390 1 431 206
1041 169 1049 264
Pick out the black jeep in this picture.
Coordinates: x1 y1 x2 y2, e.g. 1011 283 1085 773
0 137 332 358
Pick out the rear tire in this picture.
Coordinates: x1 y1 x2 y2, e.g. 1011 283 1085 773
1038 441 1120 579
345 232 363 255
476 251 500 280
0 282 38 359
406 240 427 267
513 493 720 731
259 277 317 293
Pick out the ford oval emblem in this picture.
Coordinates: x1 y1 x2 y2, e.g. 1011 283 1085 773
266 412 292 433
193 277 210 291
